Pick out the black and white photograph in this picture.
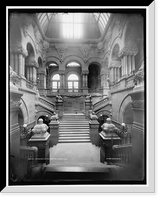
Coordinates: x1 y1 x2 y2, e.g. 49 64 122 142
4 3 155 193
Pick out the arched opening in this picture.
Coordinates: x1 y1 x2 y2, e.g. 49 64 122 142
46 62 59 89
123 103 134 144
88 63 101 93
25 43 35 81
110 44 121 83
123 103 133 124
18 108 24 127
67 73 79 92
52 74 60 92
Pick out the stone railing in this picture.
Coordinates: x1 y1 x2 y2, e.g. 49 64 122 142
93 96 110 112
110 122 133 166
26 79 34 90
38 96 55 112
20 146 38 178
112 144 132 165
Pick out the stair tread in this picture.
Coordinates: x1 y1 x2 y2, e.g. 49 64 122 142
59 134 89 136
58 113 90 144
58 139 90 142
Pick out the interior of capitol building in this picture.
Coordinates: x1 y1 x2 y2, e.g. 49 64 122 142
9 10 145 184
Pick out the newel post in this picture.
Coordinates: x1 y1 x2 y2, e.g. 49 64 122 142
89 112 100 146
49 112 59 147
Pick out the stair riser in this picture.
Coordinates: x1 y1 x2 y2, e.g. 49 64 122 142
58 140 91 143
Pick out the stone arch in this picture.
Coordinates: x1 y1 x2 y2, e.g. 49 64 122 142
123 102 134 124
111 43 120 61
38 57 43 68
45 56 60 67
96 109 111 118
19 98 29 124
118 94 132 123
63 55 85 70
86 57 102 69
36 110 53 121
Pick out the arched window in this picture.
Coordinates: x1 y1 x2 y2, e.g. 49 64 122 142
67 74 79 92
52 74 60 92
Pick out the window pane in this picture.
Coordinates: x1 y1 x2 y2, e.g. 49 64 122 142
68 74 78 80
52 74 60 80
68 82 72 88
52 82 57 88
74 82 78 88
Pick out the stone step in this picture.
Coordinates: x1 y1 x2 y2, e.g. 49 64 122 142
59 133 89 137
59 131 89 134
62 125 89 126
60 122 89 124
42 163 113 183
58 139 91 143
59 136 90 140
59 130 89 133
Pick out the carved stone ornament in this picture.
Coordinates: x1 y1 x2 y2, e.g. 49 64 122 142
109 60 121 68
10 100 21 110
11 46 28 57
134 63 144 86
55 44 68 62
10 66 20 85
79 44 91 62
118 46 138 57
115 18 126 39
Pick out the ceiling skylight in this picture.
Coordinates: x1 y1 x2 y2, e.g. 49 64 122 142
36 13 111 39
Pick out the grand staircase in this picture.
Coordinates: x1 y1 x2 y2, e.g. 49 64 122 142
58 113 91 143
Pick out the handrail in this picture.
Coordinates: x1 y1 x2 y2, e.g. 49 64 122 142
93 96 110 111
38 96 55 111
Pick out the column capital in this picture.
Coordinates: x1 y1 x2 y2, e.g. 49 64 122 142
10 46 28 57
25 60 39 68
82 70 89 75
118 46 138 57
58 70 65 75
109 60 121 69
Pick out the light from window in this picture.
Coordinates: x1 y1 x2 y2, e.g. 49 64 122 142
62 13 83 39
52 74 60 92
67 62 80 67
52 74 60 80
68 74 79 80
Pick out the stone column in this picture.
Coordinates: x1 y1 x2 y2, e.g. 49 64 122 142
85 95 92 118
37 66 47 96
10 53 15 71
131 55 135 72
10 46 28 78
59 71 65 94
82 70 88 94
128 55 132 75
119 46 138 77
14 53 19 75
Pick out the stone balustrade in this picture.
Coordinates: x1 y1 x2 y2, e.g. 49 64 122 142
38 96 55 112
